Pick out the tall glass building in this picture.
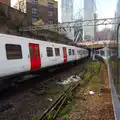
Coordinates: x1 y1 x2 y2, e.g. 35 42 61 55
61 0 96 40
115 0 120 27
61 0 74 40
83 0 96 40
61 0 74 22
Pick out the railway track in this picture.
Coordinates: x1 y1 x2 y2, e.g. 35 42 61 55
38 61 101 120
0 59 88 120
38 70 87 120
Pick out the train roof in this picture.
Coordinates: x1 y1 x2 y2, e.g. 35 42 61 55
0 33 87 50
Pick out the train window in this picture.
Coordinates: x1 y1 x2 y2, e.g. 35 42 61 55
72 49 75 55
46 47 53 57
55 48 60 56
35 46 39 57
108 50 111 56
63 47 67 56
100 50 105 56
5 44 22 60
29 46 33 57
69 49 72 55
79 50 81 55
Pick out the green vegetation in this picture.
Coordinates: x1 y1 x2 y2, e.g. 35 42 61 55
85 75 104 92
58 99 74 120
83 72 91 80
34 60 101 120
65 90 74 101
46 110 56 120
33 117 39 120
57 60 103 120
87 60 100 73
45 87 64 95
79 60 100 85
85 61 102 92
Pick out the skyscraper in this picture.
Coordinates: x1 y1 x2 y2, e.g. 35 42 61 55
61 0 74 22
61 0 74 40
83 0 96 40
115 0 120 28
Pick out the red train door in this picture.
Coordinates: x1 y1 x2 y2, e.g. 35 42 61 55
63 47 67 63
29 43 41 70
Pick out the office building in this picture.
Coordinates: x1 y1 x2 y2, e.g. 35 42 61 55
83 0 96 40
61 0 74 40
13 0 58 23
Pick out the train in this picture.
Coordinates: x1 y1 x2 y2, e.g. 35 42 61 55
95 47 116 60
0 33 89 80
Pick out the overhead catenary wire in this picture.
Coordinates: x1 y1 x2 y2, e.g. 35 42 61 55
91 0 103 19
96 0 105 18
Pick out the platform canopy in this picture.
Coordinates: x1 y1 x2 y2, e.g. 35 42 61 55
76 40 117 48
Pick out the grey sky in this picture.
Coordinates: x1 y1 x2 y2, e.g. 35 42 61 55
73 0 117 19
95 0 117 18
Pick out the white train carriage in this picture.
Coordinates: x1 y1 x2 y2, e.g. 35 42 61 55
95 47 116 60
0 34 89 78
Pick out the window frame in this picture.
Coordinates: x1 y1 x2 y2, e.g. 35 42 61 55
48 2 54 8
34 0 38 4
55 48 60 56
46 47 53 57
32 8 38 14
48 11 53 16
72 49 75 55
48 19 54 24
101 50 105 56
5 44 23 60
69 49 72 55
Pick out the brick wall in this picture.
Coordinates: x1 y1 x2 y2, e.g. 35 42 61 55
0 2 31 35
0 0 10 5
0 2 31 25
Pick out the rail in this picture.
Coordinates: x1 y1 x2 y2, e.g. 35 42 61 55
37 62 101 120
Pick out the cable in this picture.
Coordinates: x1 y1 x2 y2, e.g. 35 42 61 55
96 0 105 18
91 0 103 19
73 8 84 20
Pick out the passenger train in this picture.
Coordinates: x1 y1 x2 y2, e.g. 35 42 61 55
0 33 89 80
95 47 116 60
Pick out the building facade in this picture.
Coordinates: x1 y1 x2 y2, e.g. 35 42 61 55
61 0 74 22
114 0 120 30
95 28 111 40
38 0 58 24
116 0 120 18
13 0 58 23
0 0 10 5
83 0 96 40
